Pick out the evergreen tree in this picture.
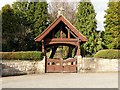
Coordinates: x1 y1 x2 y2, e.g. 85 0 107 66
96 31 105 51
104 1 120 49
75 0 99 56
2 1 50 51
2 4 22 51
12 1 50 37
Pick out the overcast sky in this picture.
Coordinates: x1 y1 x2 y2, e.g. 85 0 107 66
0 0 109 31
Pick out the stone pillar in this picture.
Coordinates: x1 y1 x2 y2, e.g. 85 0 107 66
75 55 82 73
36 56 46 74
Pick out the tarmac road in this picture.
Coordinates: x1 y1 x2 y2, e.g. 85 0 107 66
2 73 118 88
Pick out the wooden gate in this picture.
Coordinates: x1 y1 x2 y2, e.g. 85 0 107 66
46 58 77 73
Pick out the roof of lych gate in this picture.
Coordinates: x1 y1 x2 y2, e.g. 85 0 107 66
35 15 87 42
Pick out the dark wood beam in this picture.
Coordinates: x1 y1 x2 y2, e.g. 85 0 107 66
49 46 58 58
67 46 73 58
74 47 77 57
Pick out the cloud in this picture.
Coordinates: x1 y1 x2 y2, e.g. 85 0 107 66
91 0 109 31
96 11 106 22
0 0 16 9
96 11 106 31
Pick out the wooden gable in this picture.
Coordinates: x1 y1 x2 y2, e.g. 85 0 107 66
35 15 87 42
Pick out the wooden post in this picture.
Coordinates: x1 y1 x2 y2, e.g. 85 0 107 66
68 30 70 39
77 43 80 55
67 46 73 58
42 40 45 55
76 39 80 55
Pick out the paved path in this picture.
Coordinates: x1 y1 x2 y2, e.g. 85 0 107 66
2 73 118 88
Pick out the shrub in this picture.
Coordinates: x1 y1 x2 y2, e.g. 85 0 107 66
94 49 120 59
1 51 43 60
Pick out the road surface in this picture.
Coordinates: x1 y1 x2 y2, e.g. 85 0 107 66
2 73 118 88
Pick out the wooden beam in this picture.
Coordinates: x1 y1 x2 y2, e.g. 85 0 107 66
45 41 78 46
49 46 58 58
74 47 77 57
67 46 73 58
65 26 77 39
77 44 80 55
42 40 45 55
68 30 70 38
45 38 79 42
44 38 79 46
76 42 80 55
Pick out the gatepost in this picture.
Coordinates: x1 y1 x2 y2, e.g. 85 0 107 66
36 56 46 73
75 55 82 73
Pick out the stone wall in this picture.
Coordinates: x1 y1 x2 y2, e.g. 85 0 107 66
2 56 119 76
2 58 45 76
77 56 119 73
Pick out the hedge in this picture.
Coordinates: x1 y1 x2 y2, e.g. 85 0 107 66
94 49 120 59
1 51 43 60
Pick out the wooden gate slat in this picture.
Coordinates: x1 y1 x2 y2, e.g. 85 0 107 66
46 58 77 73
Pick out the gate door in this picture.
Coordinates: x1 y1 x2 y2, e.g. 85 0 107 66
46 58 77 73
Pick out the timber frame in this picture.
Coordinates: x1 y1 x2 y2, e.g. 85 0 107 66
35 15 87 73
35 15 87 56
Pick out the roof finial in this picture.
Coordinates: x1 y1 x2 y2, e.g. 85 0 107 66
57 7 64 17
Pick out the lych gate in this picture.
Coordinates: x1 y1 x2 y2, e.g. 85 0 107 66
35 15 87 73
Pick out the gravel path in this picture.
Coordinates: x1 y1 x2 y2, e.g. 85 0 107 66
2 73 118 88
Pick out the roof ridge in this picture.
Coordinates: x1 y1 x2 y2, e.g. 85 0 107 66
35 15 87 42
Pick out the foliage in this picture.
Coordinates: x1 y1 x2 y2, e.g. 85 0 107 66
2 4 22 51
94 49 120 59
104 1 120 49
75 1 103 56
12 1 50 37
96 31 105 51
1 51 43 60
2 1 50 51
